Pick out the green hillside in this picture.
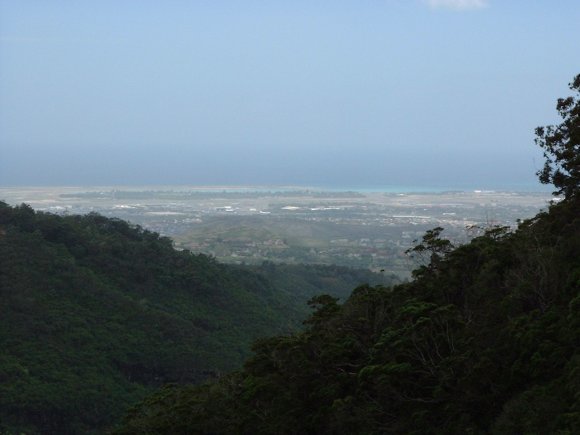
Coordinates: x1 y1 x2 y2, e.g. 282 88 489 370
0 203 388 434
118 195 580 434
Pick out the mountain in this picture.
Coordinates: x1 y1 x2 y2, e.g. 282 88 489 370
0 202 389 434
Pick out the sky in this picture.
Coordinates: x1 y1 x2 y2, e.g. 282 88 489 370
1 0 579 189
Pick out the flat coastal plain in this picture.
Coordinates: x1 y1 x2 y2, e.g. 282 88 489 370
0 186 554 278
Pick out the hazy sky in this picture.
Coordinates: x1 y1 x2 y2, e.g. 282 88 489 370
1 0 579 189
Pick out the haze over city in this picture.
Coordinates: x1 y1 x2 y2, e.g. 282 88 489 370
1 0 579 188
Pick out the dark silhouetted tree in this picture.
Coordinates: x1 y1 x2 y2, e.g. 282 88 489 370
536 74 580 198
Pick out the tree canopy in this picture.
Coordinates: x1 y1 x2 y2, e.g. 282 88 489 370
116 196 580 434
536 74 580 198
0 202 389 434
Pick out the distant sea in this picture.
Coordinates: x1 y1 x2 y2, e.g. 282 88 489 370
186 182 554 194
311 183 554 194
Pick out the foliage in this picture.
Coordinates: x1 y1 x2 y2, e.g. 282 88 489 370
0 202 384 434
405 226 454 278
117 192 580 434
536 73 580 198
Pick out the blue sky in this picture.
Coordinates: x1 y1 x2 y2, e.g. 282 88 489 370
0 0 579 189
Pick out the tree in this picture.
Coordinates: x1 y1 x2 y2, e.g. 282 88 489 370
405 227 454 277
536 74 580 199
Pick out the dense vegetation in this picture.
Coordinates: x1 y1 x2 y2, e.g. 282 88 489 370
0 203 388 434
115 194 580 434
115 76 580 433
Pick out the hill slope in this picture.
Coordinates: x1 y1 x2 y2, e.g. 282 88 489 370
116 196 580 434
0 202 388 434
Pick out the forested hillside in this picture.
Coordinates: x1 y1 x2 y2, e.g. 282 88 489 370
0 203 388 434
116 76 580 434
117 196 580 434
